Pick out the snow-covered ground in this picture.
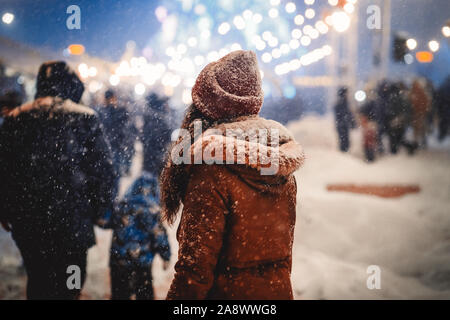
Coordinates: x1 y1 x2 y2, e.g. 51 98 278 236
1 115 450 299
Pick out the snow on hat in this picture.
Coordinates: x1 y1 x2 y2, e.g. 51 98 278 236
192 50 264 120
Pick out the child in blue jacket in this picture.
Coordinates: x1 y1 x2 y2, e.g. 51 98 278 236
99 172 171 300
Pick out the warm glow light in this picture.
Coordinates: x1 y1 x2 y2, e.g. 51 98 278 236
406 38 417 50
442 26 450 37
177 44 187 54
182 89 192 104
280 44 290 54
155 6 168 22
88 67 97 77
243 10 253 20
253 13 263 24
428 40 439 52
201 30 211 39
300 36 311 46
268 37 279 47
194 55 205 65
316 21 329 34
292 28 302 39
233 16 246 30
328 0 338 6
78 63 89 78
68 44 85 55
218 22 231 35
272 48 282 59
262 52 272 63
262 31 272 41
331 11 350 32
354 90 366 102
343 3 355 14
231 43 242 51
134 83 145 95
109 75 120 86
294 15 304 25
188 37 198 47
269 8 279 18
305 8 315 19
305 0 315 5
289 39 300 49
416 51 433 63
2 12 14 24
285 2 296 13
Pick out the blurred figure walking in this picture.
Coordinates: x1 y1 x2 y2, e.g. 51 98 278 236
98 89 137 177
142 93 172 176
436 76 450 141
359 98 379 162
385 82 417 154
334 87 355 152
410 79 431 148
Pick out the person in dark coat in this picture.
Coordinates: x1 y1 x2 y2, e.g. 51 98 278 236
384 82 417 154
436 76 450 141
142 93 172 176
0 61 116 299
359 99 379 162
161 51 305 299
98 89 136 177
98 172 171 300
334 87 355 152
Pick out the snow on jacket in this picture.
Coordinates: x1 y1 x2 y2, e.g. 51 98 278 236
167 116 304 300
0 97 116 251
99 172 171 267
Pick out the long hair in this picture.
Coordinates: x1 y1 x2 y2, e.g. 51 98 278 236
159 104 217 224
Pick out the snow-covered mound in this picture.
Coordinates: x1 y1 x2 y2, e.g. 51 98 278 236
288 115 450 299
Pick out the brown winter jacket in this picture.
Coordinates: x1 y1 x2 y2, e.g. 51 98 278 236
166 116 305 300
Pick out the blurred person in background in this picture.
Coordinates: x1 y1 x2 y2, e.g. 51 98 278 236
384 82 417 155
359 91 380 162
334 87 356 152
0 61 116 299
142 93 172 177
98 89 137 177
436 76 450 141
410 79 432 148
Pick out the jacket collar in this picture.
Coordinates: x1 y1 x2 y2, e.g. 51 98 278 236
188 116 305 177
7 96 95 118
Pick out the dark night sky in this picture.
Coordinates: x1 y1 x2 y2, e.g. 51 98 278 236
0 0 161 60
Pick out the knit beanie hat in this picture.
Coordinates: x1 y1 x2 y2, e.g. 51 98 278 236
192 50 264 120
35 61 85 103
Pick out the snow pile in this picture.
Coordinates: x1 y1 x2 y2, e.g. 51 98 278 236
288 115 450 299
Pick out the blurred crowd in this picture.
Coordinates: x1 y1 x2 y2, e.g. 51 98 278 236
333 77 450 162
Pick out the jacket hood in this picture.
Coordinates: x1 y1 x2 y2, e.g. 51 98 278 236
7 96 95 119
187 116 304 191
